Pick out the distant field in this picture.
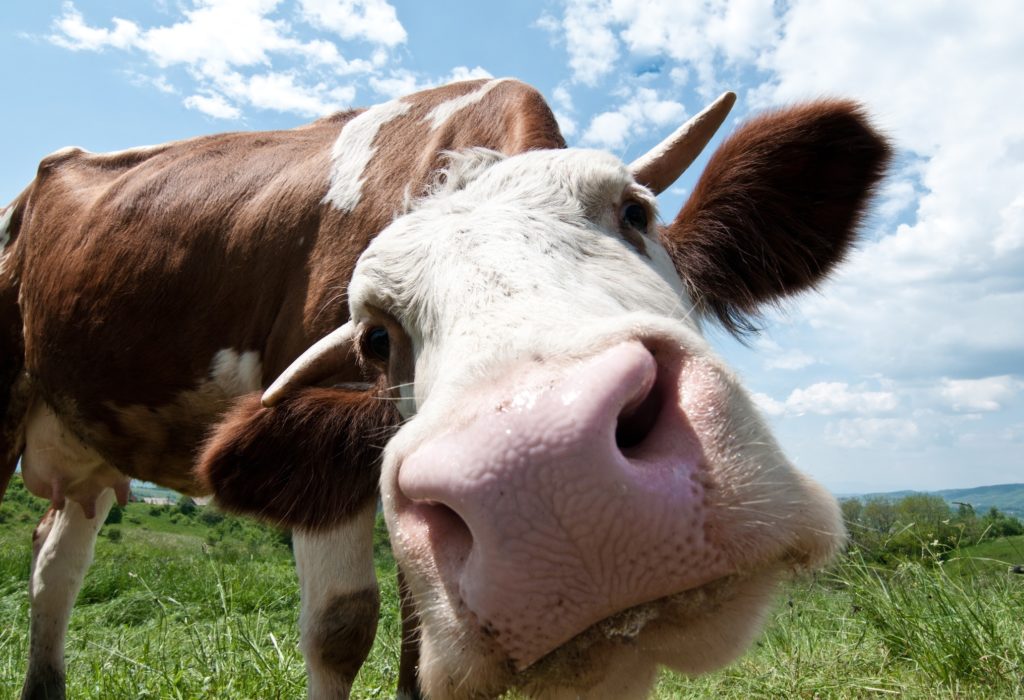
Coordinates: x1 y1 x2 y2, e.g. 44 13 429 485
2 477 1023 699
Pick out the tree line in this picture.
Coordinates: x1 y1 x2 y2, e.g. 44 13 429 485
841 493 1023 562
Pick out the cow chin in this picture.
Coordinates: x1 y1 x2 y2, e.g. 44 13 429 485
407 568 784 700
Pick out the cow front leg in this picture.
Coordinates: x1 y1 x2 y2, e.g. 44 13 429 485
21 489 114 700
293 501 379 699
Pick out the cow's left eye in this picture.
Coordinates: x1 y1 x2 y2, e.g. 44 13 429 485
621 201 649 231
364 327 391 362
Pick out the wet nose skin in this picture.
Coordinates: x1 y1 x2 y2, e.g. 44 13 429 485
396 342 736 669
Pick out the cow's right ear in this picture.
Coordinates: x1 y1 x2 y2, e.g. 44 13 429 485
661 100 892 333
196 387 399 531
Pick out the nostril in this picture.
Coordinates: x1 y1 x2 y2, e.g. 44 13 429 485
615 372 664 452
411 499 473 559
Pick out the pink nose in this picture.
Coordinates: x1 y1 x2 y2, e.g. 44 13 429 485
396 342 733 669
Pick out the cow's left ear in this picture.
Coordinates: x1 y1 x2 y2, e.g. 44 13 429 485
196 388 399 531
661 100 892 333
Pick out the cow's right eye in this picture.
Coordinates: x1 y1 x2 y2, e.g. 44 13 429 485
364 327 391 362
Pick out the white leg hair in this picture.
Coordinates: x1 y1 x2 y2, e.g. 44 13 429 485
22 489 115 700
293 501 380 700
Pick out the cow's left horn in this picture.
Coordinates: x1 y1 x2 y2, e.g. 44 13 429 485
262 322 357 407
630 91 736 195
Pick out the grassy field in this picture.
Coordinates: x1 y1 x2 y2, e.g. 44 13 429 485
2 477 1023 699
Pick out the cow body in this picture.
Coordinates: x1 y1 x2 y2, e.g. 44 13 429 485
1 80 561 699
1 79 890 699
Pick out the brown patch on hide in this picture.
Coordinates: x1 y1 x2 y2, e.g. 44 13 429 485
316 587 381 683
196 388 399 530
663 100 892 333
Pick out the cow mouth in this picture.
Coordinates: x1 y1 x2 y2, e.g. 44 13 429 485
520 573 742 669
476 569 777 699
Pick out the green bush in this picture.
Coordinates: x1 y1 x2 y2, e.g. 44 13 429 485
200 509 225 526
840 494 1024 563
176 495 197 516
105 504 124 524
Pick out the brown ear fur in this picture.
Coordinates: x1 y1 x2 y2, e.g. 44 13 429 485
196 388 399 531
662 100 892 333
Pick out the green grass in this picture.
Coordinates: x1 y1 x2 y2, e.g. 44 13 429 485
2 477 1023 699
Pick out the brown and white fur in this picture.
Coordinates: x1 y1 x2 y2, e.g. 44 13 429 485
1 79 889 699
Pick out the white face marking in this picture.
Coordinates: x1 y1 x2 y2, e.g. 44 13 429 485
324 98 413 213
425 79 507 130
349 148 693 412
0 206 13 251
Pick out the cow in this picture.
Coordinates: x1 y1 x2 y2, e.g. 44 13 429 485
0 78 890 699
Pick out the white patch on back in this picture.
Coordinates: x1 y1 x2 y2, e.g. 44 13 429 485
325 99 412 213
425 79 507 130
46 145 89 159
0 206 13 251
97 143 163 159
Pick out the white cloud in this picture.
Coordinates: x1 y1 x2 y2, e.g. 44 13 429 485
135 0 294 73
368 65 493 100
581 86 685 149
298 0 406 47
755 338 816 371
559 0 619 86
49 2 139 51
554 111 577 138
244 73 354 116
448 65 494 82
368 69 420 99
939 376 1022 413
184 92 241 119
583 111 632 150
552 85 574 112
766 350 815 371
47 0 396 119
545 0 778 94
126 72 178 95
786 382 899 417
826 418 920 449
756 381 899 418
750 391 785 417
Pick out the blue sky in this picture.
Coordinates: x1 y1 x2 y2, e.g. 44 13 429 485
3 1 1022 493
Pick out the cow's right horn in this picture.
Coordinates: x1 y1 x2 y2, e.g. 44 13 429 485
262 322 357 407
630 91 736 195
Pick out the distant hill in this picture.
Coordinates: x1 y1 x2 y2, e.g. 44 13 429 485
857 483 1024 519
130 480 180 501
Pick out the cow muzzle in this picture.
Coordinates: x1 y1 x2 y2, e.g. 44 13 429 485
391 341 738 670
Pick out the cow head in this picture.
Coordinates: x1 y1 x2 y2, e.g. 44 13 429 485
204 94 889 698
